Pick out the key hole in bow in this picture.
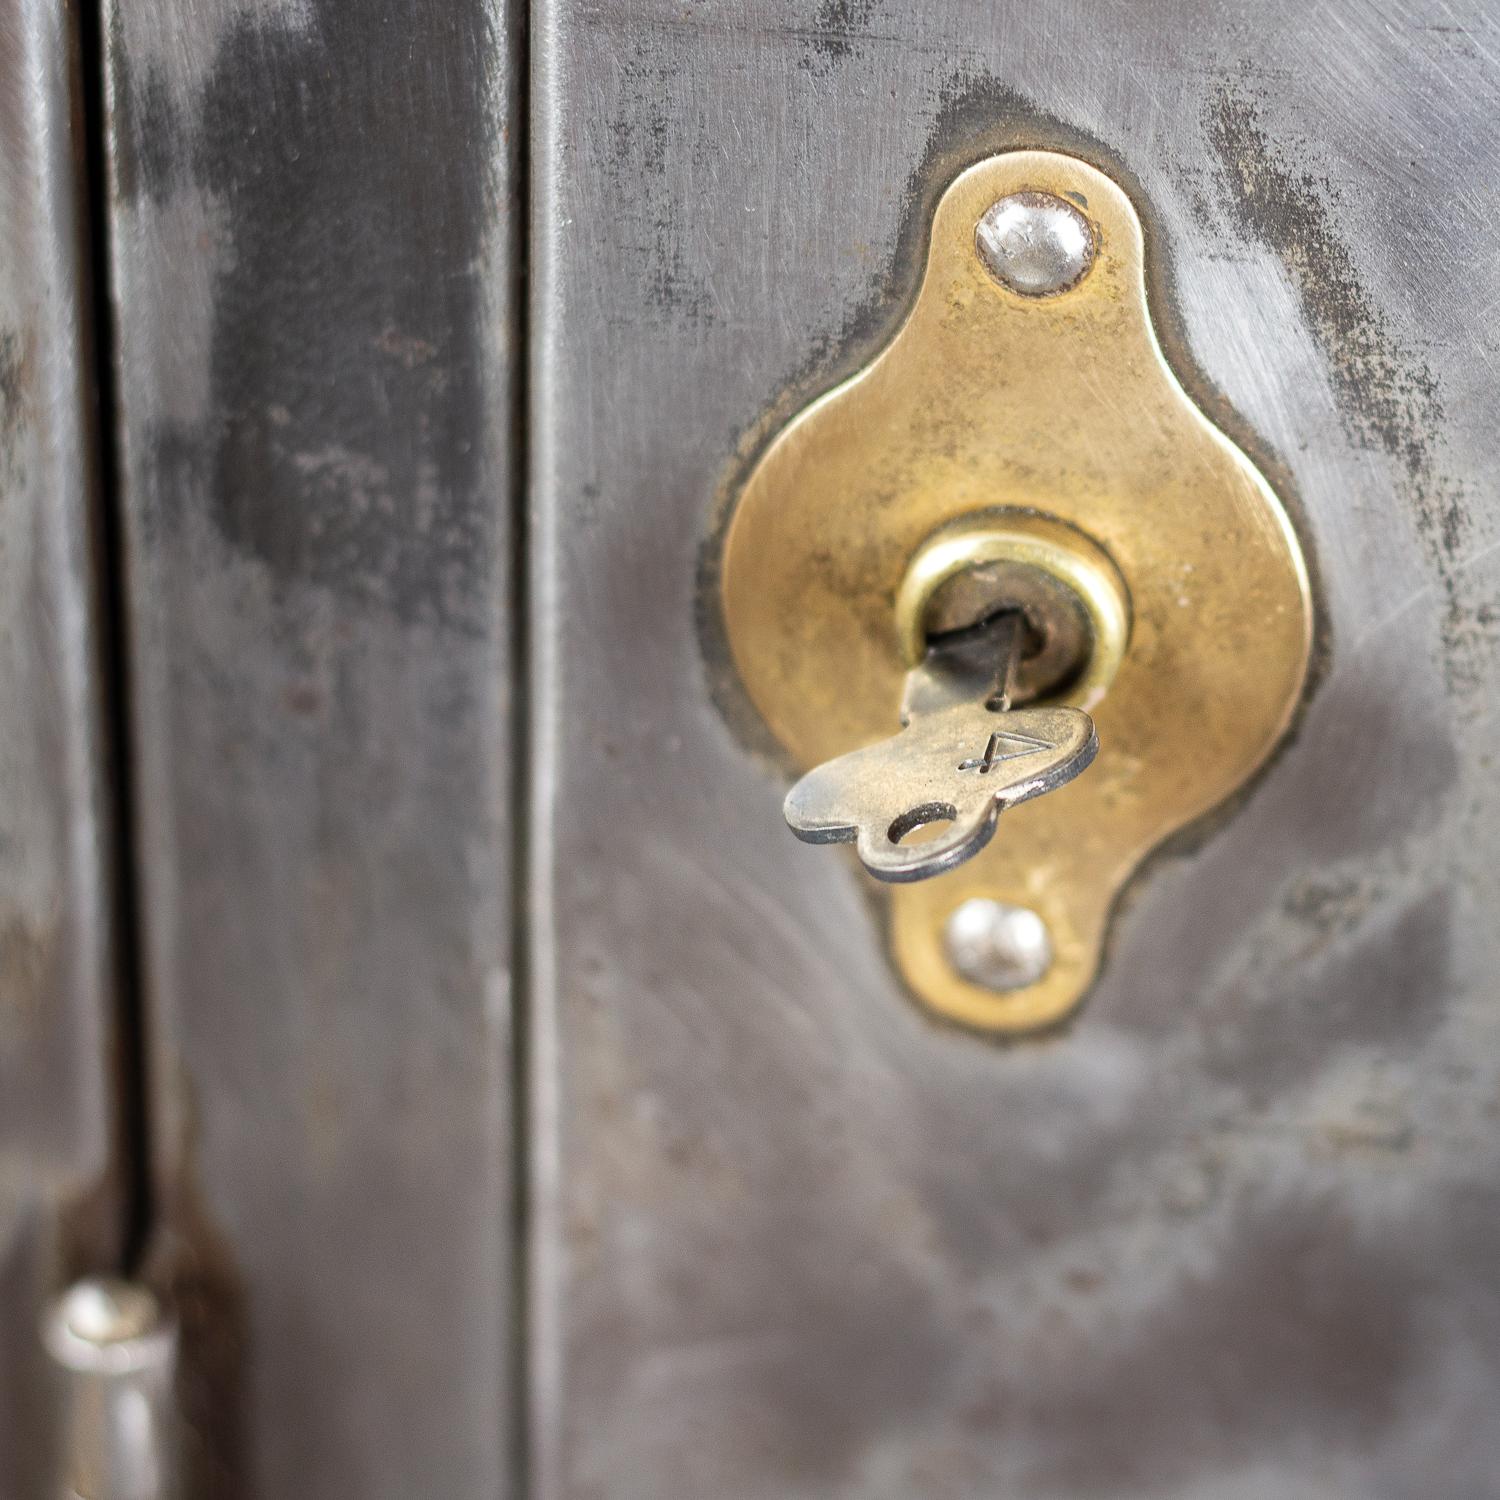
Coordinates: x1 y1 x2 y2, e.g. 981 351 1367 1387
888 802 958 847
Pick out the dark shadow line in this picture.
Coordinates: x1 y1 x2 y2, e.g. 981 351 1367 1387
508 1 534 1494
73 0 155 1272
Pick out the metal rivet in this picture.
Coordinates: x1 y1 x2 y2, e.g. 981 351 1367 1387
50 1279 163 1353
944 898 1053 991
44 1278 180 1498
975 192 1095 296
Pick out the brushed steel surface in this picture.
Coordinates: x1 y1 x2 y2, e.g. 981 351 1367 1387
530 2 1500 1496
0 3 121 1495
102 2 523 1493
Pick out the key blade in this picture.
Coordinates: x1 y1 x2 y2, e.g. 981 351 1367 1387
903 609 1026 719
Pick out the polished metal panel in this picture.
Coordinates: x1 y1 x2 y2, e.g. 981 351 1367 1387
530 2 1500 1495
102 2 523 1493
0 3 121 1495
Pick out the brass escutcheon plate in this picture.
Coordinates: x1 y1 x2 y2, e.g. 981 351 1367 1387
719 150 1313 1034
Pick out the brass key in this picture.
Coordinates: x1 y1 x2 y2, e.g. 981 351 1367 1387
783 612 1098 882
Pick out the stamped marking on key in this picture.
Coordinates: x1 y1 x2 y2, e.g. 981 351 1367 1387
958 727 1056 774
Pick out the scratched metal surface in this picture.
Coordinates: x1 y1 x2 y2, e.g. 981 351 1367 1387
103 1 522 1494
0 2 120 1496
530 3 1500 1496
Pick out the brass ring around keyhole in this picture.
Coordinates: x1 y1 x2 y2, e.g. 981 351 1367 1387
893 510 1132 712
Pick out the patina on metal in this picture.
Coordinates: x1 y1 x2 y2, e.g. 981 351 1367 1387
533 6 1498 1494
721 149 1314 1034
101 0 525 1490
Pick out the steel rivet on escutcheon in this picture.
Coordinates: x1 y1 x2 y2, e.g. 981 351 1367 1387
975 191 1095 296
945 898 1054 992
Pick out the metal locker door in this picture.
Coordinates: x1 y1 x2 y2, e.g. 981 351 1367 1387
526 4 1500 1497
97 1 526 1494
5 1 528 1492
6 2 1499 1496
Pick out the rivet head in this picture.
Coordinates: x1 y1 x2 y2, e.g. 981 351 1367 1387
58 1279 161 1346
944 898 1053 991
42 1279 180 1493
44 1278 174 1376
975 192 1095 296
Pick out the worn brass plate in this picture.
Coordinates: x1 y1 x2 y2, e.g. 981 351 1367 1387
720 150 1312 1034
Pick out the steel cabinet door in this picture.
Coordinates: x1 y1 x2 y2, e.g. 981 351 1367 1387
6 2 1499 1497
100 2 525 1494
527 4 1500 1497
